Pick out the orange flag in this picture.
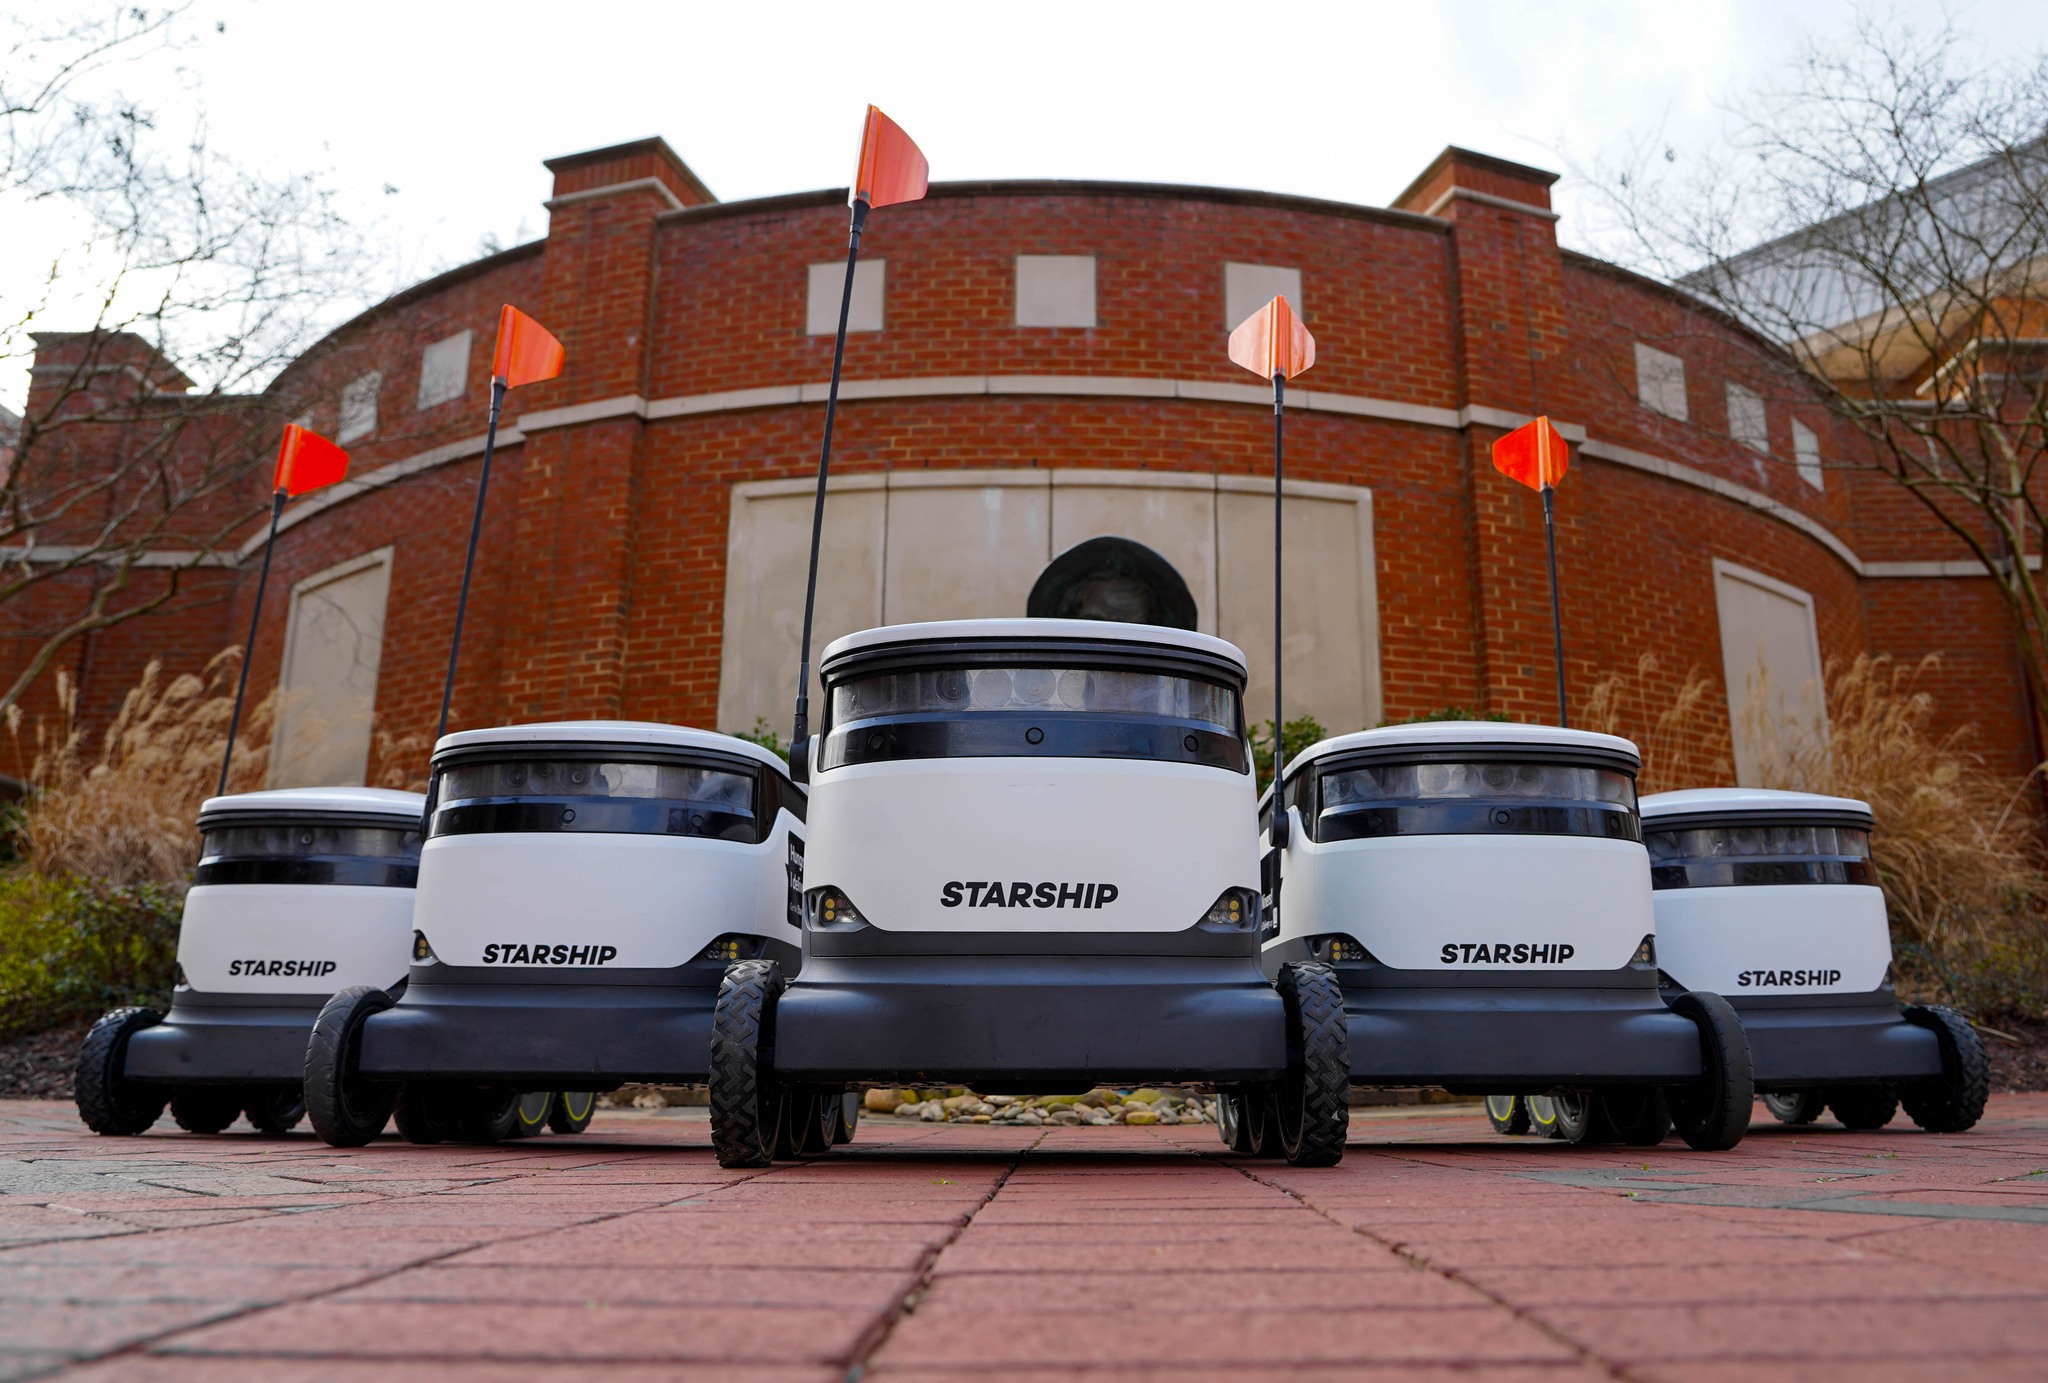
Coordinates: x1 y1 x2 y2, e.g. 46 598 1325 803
1491 416 1571 491
491 305 565 389
273 424 349 497
853 105 928 210
1228 295 1316 380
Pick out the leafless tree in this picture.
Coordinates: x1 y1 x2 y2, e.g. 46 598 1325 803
0 4 373 719
1578 12 2048 721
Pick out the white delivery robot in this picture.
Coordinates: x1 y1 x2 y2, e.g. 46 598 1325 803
708 619 1350 1168
1262 723 1754 1151
1641 788 1987 1132
75 787 425 1136
303 722 808 1147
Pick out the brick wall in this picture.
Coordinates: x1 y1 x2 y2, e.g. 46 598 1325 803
15 140 2036 792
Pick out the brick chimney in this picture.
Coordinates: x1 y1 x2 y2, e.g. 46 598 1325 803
1391 146 1559 221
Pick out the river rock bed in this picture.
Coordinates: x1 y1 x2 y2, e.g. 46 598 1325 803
863 1086 1216 1125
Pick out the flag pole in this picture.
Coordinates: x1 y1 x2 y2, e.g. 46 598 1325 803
788 197 869 782
1542 480 1568 728
216 488 287 798
1269 369 1290 848
435 374 506 745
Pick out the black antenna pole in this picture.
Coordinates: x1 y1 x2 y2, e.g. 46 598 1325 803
1542 481 1568 727
217 488 288 798
788 197 870 783
1270 370 1291 848
435 374 507 745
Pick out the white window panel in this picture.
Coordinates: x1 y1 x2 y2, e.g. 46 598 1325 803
1793 418 1824 490
807 260 885 335
416 330 472 410
1714 559 1827 786
337 371 381 443
716 470 1382 741
1225 263 1303 331
1015 255 1096 328
270 548 393 789
1726 382 1768 452
1634 343 1688 421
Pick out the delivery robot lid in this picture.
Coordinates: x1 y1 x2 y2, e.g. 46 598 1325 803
820 618 1248 686
1285 721 1642 783
1640 787 1874 833
196 786 425 832
431 719 788 774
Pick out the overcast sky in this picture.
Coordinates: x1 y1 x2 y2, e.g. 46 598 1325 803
5 0 2043 411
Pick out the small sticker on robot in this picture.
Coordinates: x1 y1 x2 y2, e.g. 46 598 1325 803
1438 942 1576 965
1737 968 1843 987
939 882 1119 908
227 959 338 977
480 943 619 965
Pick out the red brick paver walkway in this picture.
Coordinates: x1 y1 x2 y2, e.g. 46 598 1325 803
2 1095 2044 1380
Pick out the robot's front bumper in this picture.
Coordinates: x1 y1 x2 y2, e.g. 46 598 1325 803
773 949 1288 1087
1733 991 1943 1089
1336 967 1704 1090
357 965 723 1085
123 991 322 1085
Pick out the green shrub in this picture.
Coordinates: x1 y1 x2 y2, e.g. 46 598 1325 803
1251 716 1327 791
0 873 183 1041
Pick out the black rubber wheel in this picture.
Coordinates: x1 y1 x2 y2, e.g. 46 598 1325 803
832 1090 860 1144
1899 1005 1989 1133
244 1087 305 1134
74 1007 167 1136
510 1091 555 1139
454 1089 522 1143
1664 990 1754 1152
1485 1095 1530 1136
1600 1087 1672 1146
170 1086 244 1134
1274 962 1349 1167
550 1091 597 1134
304 986 398 1147
1827 1085 1900 1131
1525 1093 1564 1140
780 1085 836 1157
1762 1090 1825 1125
709 959 785 1168
1217 1086 1256 1152
1552 1090 1610 1146
394 1084 458 1145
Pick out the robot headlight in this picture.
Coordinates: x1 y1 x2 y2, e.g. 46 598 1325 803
411 930 437 964
698 935 769 963
807 887 868 931
1196 888 1260 933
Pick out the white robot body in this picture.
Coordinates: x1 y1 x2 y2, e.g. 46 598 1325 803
804 756 1252 935
1267 722 1653 971
1642 788 1892 997
1635 788 1973 1127
120 786 426 1088
351 721 805 1087
770 619 1281 1088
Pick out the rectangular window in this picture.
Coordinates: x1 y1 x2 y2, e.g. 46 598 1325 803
270 549 393 789
1015 255 1096 327
1713 559 1827 787
1726 382 1768 452
337 371 381 443
1634 344 1688 421
807 260 885 335
1224 263 1302 332
416 330 472 410
1792 419 1823 490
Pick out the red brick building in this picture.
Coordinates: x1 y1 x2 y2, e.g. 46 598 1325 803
12 138 2034 791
